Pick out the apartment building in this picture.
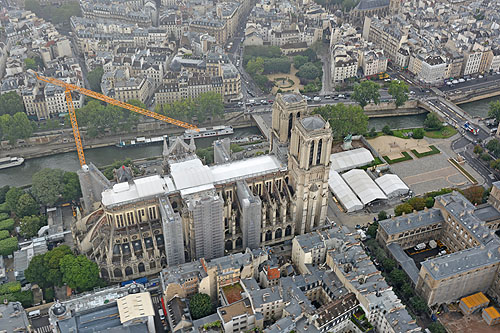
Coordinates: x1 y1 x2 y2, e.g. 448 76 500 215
154 72 223 105
362 16 408 62
418 55 447 86
361 49 388 77
331 45 358 85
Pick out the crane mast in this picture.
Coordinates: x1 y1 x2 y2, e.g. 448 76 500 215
30 71 199 167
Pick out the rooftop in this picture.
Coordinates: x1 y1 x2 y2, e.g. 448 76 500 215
379 208 443 235
300 116 325 131
218 298 254 323
117 292 155 324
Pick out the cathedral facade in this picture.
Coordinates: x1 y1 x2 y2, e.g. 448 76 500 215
74 93 333 282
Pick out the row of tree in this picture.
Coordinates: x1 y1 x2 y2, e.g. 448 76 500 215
154 91 224 124
0 112 33 144
350 80 410 109
25 245 103 293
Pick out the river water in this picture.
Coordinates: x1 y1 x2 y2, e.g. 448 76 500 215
1 97 496 187
459 96 500 118
0 127 261 187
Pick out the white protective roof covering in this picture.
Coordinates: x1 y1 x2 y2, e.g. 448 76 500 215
328 169 363 212
375 174 409 197
170 158 213 190
342 169 387 205
210 155 286 184
330 148 374 172
102 175 166 206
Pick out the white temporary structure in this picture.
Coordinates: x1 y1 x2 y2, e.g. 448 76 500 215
375 174 409 198
330 148 374 172
342 169 387 205
328 169 363 212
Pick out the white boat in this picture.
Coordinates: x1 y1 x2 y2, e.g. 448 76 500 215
184 126 234 139
0 156 24 170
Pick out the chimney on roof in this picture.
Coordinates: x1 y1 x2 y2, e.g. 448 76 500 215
413 210 417 214
424 207 429 212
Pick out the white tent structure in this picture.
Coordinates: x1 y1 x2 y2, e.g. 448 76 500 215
330 148 374 172
328 169 363 212
375 174 409 198
342 169 387 205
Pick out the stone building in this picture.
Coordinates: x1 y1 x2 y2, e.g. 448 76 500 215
377 189 500 307
74 92 333 282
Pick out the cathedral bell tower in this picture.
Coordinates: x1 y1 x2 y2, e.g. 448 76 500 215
288 115 333 235
270 93 308 163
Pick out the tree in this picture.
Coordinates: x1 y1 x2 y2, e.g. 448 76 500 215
367 221 378 238
87 66 104 92
189 293 213 320
44 245 73 287
5 187 23 213
0 237 18 256
62 172 81 202
15 193 39 217
368 127 377 137
382 258 396 272
24 255 48 288
60 254 101 291
408 197 426 211
20 215 44 238
473 145 484 155
24 58 37 70
378 211 388 220
423 113 443 131
401 283 414 300
245 57 264 75
352 81 380 108
388 80 409 108
488 100 500 123
486 139 500 158
313 103 368 139
32 169 65 206
293 55 309 69
388 269 407 288
394 203 413 216
462 186 485 205
427 323 447 333
0 113 33 144
382 125 392 135
410 296 429 315
296 62 321 81
425 197 435 208
413 128 425 139
0 92 25 116
194 92 224 122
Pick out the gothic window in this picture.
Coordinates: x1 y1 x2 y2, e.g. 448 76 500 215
316 139 323 165
265 230 273 241
285 225 292 236
275 228 282 239
114 268 123 278
125 266 133 276
308 141 315 167
138 262 145 273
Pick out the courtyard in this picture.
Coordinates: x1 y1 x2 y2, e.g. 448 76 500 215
368 136 471 195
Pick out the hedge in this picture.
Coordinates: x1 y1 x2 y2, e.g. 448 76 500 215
383 152 413 164
0 203 8 213
0 218 14 232
449 159 477 184
411 145 440 158
0 237 18 256
0 281 21 295
0 213 8 221
0 230 9 241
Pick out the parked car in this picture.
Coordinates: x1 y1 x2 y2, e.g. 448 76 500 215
324 95 331 99
414 243 426 251
313 96 321 102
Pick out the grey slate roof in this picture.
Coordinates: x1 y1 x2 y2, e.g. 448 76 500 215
355 0 389 11
0 302 29 333
378 208 444 236
301 116 326 131
420 241 500 281
387 243 420 285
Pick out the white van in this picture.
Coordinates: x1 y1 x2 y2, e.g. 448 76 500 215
28 310 41 319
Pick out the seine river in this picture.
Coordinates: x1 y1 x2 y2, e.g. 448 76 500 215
1 96 498 187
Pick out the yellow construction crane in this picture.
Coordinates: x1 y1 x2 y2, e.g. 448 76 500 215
30 71 199 167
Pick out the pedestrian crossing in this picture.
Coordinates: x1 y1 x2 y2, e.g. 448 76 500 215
152 295 162 304
35 325 52 333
